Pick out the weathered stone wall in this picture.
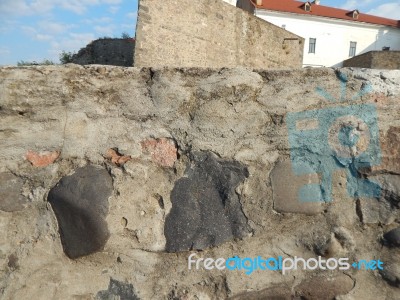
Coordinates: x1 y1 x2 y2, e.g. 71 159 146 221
343 51 400 70
1 65 400 299
134 0 303 69
71 38 135 67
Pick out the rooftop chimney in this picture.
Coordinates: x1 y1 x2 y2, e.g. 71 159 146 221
314 0 320 5
256 0 263 5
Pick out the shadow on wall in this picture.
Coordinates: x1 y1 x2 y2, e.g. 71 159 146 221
362 28 400 54
71 38 136 67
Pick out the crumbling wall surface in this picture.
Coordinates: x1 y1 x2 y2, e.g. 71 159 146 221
134 0 303 69
1 65 400 299
343 51 400 70
72 38 135 66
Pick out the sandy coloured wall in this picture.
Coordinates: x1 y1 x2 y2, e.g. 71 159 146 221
0 65 400 299
134 0 304 69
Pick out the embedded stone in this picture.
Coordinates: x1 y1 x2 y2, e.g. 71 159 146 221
270 160 325 215
229 285 292 300
164 151 249 252
380 251 400 288
0 172 27 212
96 278 140 300
141 138 177 167
384 227 400 247
377 174 400 207
25 150 59 167
381 127 400 174
294 274 354 300
357 198 395 225
105 148 131 166
48 165 113 259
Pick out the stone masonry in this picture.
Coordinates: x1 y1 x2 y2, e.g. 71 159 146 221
134 0 304 69
71 38 135 67
343 51 400 70
0 65 400 299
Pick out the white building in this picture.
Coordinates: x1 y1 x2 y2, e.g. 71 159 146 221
237 0 400 67
222 0 237 6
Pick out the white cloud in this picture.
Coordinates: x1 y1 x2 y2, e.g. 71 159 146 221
94 24 116 36
102 0 121 4
83 17 113 24
367 3 400 19
340 0 376 10
48 32 95 62
38 20 74 35
35 33 52 41
0 0 124 17
109 5 120 14
0 46 11 56
126 11 138 20
0 0 32 16
21 21 74 41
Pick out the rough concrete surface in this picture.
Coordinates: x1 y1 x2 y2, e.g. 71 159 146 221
0 65 399 299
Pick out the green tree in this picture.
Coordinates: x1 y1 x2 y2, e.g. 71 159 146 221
17 60 55 66
59 51 75 64
121 32 131 39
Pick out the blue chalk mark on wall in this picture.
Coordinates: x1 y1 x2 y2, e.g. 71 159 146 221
286 73 381 202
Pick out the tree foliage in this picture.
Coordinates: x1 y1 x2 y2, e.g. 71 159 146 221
59 51 75 64
17 60 55 66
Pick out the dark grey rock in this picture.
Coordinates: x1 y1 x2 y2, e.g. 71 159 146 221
71 38 135 67
164 151 249 252
380 251 400 288
379 174 400 207
0 172 27 212
384 227 400 247
96 278 139 300
48 165 113 259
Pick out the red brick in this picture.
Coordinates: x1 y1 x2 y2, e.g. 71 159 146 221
141 138 177 168
105 149 131 166
25 150 60 167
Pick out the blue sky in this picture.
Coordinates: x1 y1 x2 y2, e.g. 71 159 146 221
0 0 138 65
0 0 399 66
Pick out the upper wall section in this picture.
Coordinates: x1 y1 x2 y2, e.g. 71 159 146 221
343 51 400 70
134 0 304 69
71 38 135 67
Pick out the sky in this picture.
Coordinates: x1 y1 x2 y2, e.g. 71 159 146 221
0 0 399 66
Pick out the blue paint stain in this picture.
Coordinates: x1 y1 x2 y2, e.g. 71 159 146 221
287 104 381 202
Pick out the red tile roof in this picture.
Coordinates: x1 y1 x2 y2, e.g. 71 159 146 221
250 0 400 28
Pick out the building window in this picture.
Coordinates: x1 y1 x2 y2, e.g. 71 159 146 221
349 41 357 57
281 24 286 29
304 2 311 12
309 38 316 53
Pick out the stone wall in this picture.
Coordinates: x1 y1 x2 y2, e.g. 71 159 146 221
343 51 400 69
1 65 400 299
71 38 135 67
134 0 303 69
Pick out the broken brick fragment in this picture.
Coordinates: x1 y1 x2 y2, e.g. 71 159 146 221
141 138 177 168
25 150 60 167
105 149 131 166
